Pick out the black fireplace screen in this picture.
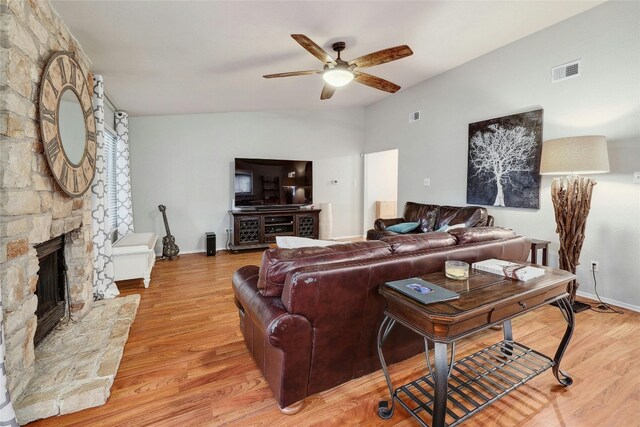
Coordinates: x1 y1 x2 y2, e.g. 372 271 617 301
34 235 66 345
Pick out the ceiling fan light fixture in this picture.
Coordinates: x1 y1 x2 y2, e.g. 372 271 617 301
266 35 413 99
323 68 354 87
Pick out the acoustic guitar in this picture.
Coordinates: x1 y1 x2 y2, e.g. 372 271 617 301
158 205 179 259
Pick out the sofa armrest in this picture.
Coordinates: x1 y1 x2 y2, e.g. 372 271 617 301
233 266 312 348
233 265 259 311
374 217 404 231
232 265 313 408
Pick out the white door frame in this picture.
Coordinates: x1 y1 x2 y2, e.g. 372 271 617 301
363 149 399 236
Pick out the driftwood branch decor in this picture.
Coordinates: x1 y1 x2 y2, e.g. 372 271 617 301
551 175 596 304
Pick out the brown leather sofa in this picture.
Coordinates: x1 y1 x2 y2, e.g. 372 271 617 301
232 227 529 413
367 201 494 240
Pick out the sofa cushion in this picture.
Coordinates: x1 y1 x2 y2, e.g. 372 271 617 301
436 206 488 230
385 222 420 234
112 232 158 255
374 217 403 231
448 226 516 245
417 213 438 233
276 236 345 248
258 241 392 297
403 202 439 232
113 232 157 249
381 231 457 254
436 223 466 232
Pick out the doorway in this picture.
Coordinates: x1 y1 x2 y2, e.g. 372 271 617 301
363 149 399 236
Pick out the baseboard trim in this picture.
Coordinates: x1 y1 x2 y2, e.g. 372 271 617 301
155 249 228 257
576 290 640 313
157 238 366 256
181 249 204 255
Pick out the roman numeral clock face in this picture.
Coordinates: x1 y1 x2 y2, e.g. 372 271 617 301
39 52 97 197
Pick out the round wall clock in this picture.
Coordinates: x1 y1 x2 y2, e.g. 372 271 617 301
39 51 97 197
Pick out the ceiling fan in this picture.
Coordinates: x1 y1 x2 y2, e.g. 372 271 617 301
263 34 413 100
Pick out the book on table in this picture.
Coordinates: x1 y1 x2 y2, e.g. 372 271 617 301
472 259 545 281
385 278 460 305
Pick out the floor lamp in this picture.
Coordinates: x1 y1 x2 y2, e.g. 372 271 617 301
539 135 609 313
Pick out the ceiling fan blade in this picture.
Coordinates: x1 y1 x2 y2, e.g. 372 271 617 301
320 84 336 100
349 45 413 69
291 34 337 65
353 71 401 93
263 70 322 78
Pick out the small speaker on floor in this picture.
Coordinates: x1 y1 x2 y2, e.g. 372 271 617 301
206 232 216 256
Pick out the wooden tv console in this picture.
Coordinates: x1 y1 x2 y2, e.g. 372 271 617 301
229 208 321 251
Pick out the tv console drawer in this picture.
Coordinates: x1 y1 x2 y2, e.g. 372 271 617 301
265 215 294 224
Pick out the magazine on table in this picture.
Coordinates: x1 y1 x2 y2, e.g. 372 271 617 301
385 278 460 305
472 259 545 281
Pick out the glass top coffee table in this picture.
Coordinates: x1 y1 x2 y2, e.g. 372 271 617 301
376 265 576 427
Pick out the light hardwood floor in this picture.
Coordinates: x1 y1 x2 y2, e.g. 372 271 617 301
28 251 640 427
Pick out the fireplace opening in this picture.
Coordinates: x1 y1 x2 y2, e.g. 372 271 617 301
34 235 67 345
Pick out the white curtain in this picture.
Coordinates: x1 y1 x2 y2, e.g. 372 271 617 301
91 75 119 299
0 294 18 426
115 111 134 236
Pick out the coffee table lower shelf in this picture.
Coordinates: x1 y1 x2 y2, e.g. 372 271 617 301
382 340 554 427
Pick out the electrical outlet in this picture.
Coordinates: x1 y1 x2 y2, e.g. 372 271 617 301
590 260 599 272
423 178 431 186
634 171 640 184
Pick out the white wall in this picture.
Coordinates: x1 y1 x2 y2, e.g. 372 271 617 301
363 149 398 235
364 2 640 309
129 108 364 253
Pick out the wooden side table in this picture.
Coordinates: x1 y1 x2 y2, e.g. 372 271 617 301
376 268 575 427
529 239 550 266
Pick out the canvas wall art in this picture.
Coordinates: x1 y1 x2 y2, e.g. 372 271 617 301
466 109 543 209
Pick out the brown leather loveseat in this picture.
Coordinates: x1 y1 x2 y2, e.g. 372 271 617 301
232 226 529 413
367 201 494 240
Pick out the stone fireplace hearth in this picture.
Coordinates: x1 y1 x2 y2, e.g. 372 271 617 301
13 294 140 424
2 207 94 400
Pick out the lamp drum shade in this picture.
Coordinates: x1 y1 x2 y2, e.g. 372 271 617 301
540 135 609 175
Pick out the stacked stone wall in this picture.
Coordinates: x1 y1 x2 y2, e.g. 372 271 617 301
0 0 94 400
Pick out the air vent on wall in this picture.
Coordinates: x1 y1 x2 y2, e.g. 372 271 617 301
552 60 580 83
409 111 420 122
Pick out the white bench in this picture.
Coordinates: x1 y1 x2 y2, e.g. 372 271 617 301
112 232 158 288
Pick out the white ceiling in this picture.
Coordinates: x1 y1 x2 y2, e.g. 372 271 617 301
51 1 604 117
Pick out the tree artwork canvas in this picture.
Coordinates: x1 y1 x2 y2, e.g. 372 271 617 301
466 109 543 209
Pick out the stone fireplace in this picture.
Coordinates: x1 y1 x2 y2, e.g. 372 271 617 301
1 0 94 405
1 3 141 423
1 198 94 401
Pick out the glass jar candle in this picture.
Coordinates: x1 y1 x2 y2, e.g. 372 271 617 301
445 260 470 280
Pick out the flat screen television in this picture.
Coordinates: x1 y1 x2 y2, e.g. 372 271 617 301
234 158 313 209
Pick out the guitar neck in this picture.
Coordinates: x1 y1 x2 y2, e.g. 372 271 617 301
161 211 172 236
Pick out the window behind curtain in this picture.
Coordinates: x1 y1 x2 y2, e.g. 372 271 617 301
104 129 118 233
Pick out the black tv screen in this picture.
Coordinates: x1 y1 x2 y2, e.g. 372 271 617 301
234 158 313 208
